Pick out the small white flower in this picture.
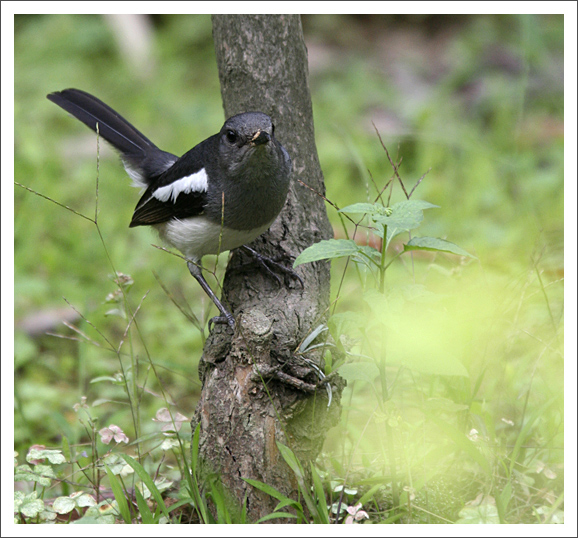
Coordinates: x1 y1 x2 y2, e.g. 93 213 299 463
99 424 129 445
344 503 369 524
467 428 480 441
152 407 189 435
73 396 88 412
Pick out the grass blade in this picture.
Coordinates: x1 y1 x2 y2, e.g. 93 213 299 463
119 454 170 521
104 465 132 524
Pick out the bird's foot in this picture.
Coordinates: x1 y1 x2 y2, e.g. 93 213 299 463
240 245 304 288
208 313 235 332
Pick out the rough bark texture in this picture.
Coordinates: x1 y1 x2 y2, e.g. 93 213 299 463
192 15 342 522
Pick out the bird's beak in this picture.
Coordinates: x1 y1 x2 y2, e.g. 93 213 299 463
250 130 271 146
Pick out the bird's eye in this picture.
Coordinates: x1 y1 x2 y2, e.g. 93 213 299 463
226 130 238 143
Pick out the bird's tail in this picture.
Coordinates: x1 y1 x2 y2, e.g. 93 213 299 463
47 89 177 186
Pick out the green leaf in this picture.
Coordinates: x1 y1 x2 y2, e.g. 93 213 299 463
337 198 435 251
535 505 564 524
339 202 390 216
457 496 500 524
392 199 439 212
104 308 126 318
404 236 476 258
243 478 295 506
256 512 298 523
119 454 170 521
310 464 330 524
187 423 211 524
102 453 128 475
373 200 439 243
105 465 132 523
53 496 77 515
39 506 57 522
20 497 45 518
299 324 328 352
276 443 305 482
294 239 378 267
337 362 380 384
61 437 72 462
377 511 405 523
15 491 45 518
134 486 155 524
14 491 25 511
26 448 66 465
72 514 116 524
509 399 556 475
496 480 512 523
358 483 385 507
276 443 317 516
14 463 55 486
70 492 96 507
275 496 302 512
209 478 231 524
32 464 56 479
72 500 117 524
90 375 124 384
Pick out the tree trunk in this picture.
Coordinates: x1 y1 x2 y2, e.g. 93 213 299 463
192 14 342 522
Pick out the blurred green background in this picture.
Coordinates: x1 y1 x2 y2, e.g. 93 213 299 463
14 14 564 509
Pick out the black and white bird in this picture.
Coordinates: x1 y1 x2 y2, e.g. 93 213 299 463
47 89 293 328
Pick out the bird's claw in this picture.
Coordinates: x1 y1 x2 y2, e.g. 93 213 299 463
241 245 304 288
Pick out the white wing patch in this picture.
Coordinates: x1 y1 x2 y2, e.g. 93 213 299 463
122 160 148 188
153 169 209 203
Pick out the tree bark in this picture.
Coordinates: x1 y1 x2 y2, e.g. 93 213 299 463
192 15 342 522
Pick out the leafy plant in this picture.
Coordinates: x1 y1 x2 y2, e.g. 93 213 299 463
14 14 564 525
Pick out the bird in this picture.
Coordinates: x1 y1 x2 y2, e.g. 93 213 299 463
47 88 293 328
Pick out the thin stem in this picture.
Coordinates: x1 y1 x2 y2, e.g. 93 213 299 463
379 225 388 293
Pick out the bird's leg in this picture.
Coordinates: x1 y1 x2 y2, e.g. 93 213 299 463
240 245 304 288
187 261 235 329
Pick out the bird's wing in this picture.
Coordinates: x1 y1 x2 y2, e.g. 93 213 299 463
129 139 215 227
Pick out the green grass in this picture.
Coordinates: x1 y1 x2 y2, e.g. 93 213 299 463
14 14 564 524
